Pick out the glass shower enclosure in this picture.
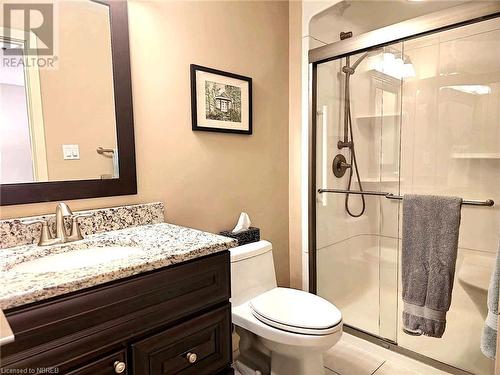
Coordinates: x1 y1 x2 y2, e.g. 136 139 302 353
310 4 500 375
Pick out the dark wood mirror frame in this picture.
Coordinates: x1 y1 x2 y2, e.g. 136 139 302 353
0 1 136 206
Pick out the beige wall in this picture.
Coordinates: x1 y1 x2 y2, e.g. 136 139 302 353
0 1 291 286
288 0 302 289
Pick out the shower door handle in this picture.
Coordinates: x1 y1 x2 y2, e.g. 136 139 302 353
318 105 328 207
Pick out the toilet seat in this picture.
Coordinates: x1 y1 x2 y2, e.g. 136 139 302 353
249 287 342 335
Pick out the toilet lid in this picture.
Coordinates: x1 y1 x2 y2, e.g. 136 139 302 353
249 288 342 335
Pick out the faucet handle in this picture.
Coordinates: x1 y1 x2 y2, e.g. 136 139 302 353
72 213 93 222
21 219 46 225
69 213 92 241
21 219 53 245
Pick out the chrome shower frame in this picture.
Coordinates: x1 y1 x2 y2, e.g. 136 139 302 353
308 2 500 373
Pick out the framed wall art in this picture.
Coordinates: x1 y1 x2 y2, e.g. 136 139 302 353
190 64 252 135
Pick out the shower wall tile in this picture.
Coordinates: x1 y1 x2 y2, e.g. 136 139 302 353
317 235 380 335
378 236 399 342
402 29 500 255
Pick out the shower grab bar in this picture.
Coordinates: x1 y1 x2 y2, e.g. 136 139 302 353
317 189 495 207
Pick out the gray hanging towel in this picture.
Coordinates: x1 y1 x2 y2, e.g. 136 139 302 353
481 241 500 359
401 194 462 338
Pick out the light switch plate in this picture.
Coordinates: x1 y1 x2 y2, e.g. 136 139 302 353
62 144 80 160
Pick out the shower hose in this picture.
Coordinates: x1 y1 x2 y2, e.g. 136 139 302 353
343 56 366 218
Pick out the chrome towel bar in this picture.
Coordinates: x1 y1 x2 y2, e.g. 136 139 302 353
317 189 495 207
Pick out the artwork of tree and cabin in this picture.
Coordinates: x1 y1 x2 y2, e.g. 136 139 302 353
205 81 242 122
191 64 251 134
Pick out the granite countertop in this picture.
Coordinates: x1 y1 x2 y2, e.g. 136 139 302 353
0 223 237 310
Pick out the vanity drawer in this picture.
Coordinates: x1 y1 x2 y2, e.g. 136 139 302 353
66 350 128 375
132 304 232 375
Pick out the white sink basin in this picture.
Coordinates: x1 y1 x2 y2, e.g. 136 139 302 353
12 246 142 273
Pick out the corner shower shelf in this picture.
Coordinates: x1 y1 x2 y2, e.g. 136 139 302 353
451 153 500 159
361 177 400 183
356 114 400 122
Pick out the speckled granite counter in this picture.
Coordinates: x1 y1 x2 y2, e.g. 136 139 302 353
0 223 237 310
0 202 165 249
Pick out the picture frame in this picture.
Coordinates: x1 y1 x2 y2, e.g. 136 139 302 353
190 64 252 135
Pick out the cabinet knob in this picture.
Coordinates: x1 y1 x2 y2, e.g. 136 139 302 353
186 352 198 364
114 361 126 374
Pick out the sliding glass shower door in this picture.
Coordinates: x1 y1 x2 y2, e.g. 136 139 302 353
315 44 403 343
314 16 500 375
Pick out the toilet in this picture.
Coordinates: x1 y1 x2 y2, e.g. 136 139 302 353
230 240 342 375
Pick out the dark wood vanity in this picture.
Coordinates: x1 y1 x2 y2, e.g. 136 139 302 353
1 252 232 374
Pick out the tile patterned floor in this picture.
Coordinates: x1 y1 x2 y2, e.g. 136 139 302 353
234 332 455 375
324 333 453 375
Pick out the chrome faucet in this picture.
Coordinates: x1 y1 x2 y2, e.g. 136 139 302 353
23 202 88 246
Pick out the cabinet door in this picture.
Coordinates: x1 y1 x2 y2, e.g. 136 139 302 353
132 304 232 375
66 350 127 375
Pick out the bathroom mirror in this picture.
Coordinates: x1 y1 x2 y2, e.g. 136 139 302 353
0 0 136 205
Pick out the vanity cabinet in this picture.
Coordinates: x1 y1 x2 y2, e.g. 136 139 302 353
132 306 230 374
1 252 232 374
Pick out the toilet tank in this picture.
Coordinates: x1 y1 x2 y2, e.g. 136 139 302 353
229 240 277 307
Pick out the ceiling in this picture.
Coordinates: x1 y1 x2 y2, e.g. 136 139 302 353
309 0 468 45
